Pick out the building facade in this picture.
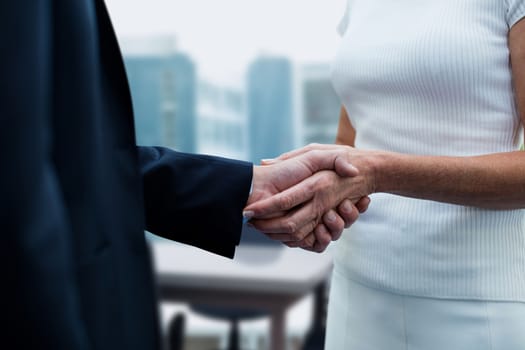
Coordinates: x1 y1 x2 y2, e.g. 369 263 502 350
247 56 294 163
296 64 341 146
124 50 197 152
197 81 247 160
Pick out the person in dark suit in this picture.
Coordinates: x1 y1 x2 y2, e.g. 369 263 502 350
0 1 366 349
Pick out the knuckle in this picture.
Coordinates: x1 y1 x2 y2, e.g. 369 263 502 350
313 203 324 221
302 234 315 248
315 223 327 235
305 180 317 194
292 231 305 241
284 220 298 235
308 219 318 233
278 195 294 211
315 174 332 191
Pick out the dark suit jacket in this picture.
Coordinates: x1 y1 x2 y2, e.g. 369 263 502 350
0 1 252 349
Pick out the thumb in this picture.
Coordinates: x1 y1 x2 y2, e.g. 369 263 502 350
334 156 359 177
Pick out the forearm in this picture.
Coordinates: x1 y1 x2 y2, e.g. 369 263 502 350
366 150 525 209
138 147 252 257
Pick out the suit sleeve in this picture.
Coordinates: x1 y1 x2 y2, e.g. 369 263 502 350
0 3 89 349
138 146 253 258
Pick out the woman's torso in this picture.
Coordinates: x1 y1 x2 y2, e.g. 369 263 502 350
330 0 525 301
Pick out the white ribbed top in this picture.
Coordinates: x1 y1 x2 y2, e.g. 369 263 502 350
331 0 525 301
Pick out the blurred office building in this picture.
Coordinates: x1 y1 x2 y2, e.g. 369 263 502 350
122 37 197 152
247 56 295 163
197 81 248 160
295 64 341 146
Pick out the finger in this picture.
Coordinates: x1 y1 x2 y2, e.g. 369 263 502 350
261 158 280 166
246 209 287 220
355 196 371 213
249 199 320 235
268 146 359 178
313 224 333 248
276 143 343 161
333 154 359 177
260 215 318 241
312 239 329 253
285 232 316 249
284 241 301 248
337 200 359 229
321 210 345 241
273 146 317 162
244 178 316 219
301 233 317 249
301 150 358 177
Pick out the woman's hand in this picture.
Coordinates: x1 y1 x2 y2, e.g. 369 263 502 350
284 197 371 253
246 168 374 248
247 144 373 252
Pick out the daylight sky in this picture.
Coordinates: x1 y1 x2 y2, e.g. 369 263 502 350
106 0 347 84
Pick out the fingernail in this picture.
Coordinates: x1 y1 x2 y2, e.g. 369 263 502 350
348 163 359 173
342 201 353 214
261 158 276 165
326 211 337 223
243 211 254 220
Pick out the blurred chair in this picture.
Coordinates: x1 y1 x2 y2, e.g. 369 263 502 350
166 313 185 350
300 283 328 350
190 225 283 350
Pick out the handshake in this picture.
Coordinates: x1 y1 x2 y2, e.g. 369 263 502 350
243 144 374 253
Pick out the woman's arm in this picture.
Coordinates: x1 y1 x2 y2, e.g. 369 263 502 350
335 106 356 146
244 20 525 229
510 18 525 133
339 25 525 207
367 18 525 209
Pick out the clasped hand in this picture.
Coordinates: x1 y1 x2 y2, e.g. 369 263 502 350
243 144 373 253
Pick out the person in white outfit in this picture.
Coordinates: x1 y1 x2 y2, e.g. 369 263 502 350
244 0 525 349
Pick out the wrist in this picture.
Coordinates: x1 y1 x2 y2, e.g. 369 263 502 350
348 149 393 195
250 166 263 199
365 151 403 194
248 165 272 204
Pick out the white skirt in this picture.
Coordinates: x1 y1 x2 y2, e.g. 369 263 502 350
325 267 525 350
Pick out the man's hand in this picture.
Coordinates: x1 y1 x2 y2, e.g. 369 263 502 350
245 147 360 213
243 148 362 251
247 170 371 246
244 144 376 252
